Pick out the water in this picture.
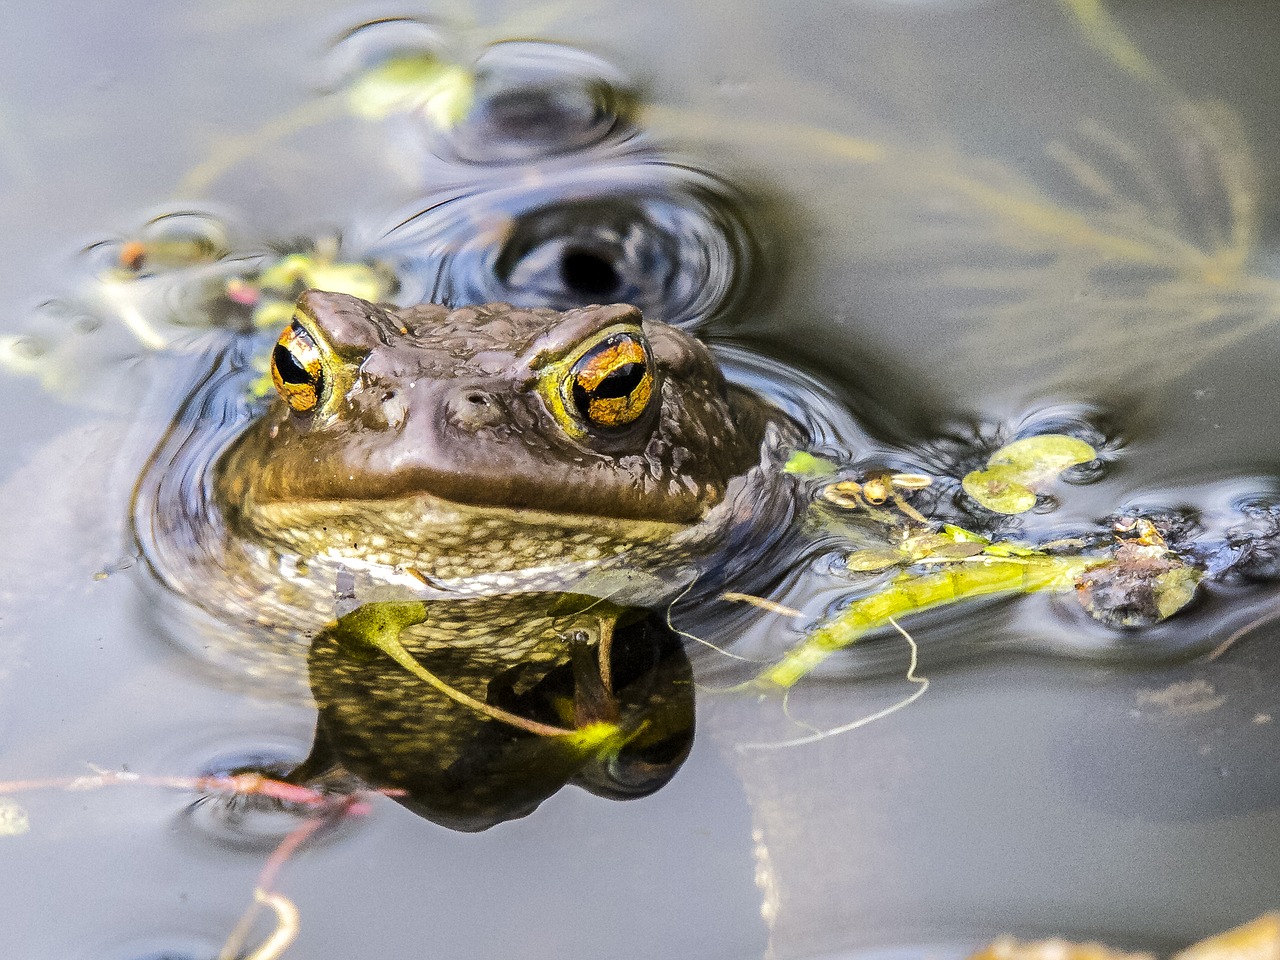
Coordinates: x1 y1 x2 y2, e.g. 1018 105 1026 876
2 1 1280 958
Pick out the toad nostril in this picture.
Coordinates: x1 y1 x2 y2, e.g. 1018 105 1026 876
448 388 503 430
560 248 620 297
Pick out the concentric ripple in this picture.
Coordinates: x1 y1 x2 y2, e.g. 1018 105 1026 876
327 20 636 163
177 739 357 853
445 41 637 163
372 161 764 328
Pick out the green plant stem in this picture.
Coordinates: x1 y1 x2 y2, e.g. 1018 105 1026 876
756 554 1105 689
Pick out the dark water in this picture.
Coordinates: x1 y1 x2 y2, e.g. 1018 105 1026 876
2 1 1280 958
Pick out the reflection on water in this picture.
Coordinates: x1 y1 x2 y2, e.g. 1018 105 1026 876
302 598 694 831
3 1 1280 958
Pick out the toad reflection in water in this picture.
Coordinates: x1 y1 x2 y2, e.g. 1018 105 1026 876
302 597 695 831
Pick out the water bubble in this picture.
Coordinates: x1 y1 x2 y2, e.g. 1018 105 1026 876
329 23 634 162
325 17 470 128
131 212 232 272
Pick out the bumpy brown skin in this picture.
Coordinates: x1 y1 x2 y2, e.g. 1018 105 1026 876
214 290 779 581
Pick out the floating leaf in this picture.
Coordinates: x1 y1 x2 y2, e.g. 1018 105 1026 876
250 253 396 329
345 54 475 128
988 435 1098 474
941 524 990 545
251 300 296 331
0 798 29 836
845 548 908 572
963 434 1097 515
962 464 1039 514
314 262 391 303
1153 566 1200 620
925 541 987 561
1175 913 1280 960
784 451 837 476
256 254 392 302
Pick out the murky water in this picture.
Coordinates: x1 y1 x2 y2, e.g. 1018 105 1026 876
2 1 1280 958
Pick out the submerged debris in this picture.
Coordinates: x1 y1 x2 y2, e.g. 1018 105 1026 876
1075 527 1201 627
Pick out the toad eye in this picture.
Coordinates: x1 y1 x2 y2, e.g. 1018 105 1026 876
271 320 326 413
566 332 654 430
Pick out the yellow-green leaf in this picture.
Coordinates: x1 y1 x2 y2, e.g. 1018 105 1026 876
963 434 1097 514
303 262 393 303
845 548 907 571
346 54 475 128
987 434 1097 474
251 300 296 331
925 541 987 561
962 463 1038 514
1154 565 1201 620
941 524 990 545
784 451 838 476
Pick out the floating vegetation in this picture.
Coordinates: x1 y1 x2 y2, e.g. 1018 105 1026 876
343 52 476 128
782 450 838 477
749 430 1253 693
229 241 398 331
962 434 1098 515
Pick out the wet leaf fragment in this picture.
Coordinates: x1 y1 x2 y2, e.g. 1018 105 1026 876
345 53 475 128
234 244 397 339
845 547 909 572
1075 535 1201 628
963 434 1097 514
783 451 838 477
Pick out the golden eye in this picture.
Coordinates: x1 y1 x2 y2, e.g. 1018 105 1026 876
567 333 654 430
270 320 325 413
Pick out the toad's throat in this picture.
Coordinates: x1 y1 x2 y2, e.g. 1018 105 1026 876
226 490 689 580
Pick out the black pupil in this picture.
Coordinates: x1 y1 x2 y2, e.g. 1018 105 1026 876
273 342 313 386
573 360 646 425
591 362 645 399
